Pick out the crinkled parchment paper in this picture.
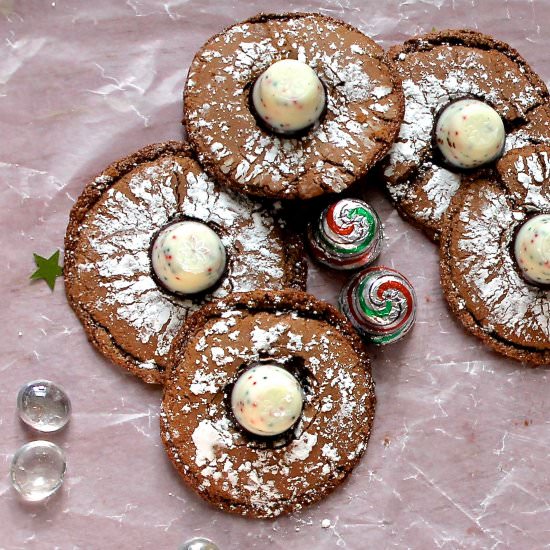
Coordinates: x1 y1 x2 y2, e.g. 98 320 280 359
1 1 549 548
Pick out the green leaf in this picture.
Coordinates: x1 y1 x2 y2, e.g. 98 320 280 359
30 250 63 291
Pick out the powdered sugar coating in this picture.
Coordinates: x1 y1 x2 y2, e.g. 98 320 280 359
65 144 306 384
384 30 550 240
455 186 549 345
441 145 550 364
498 147 550 207
161 291 375 518
184 13 403 199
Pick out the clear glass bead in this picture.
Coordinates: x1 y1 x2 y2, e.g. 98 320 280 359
17 380 71 432
179 538 219 550
10 441 66 502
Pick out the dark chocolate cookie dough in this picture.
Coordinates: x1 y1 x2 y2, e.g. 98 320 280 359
161 290 376 518
184 12 404 199
64 142 307 384
383 29 550 241
440 145 550 366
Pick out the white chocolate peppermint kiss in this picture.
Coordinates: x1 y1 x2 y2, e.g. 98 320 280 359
151 221 226 294
252 59 326 134
514 214 550 285
435 99 505 169
231 364 304 437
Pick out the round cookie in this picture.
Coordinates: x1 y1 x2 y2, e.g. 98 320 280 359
161 290 375 518
383 29 550 241
440 145 550 365
184 12 404 200
64 142 307 384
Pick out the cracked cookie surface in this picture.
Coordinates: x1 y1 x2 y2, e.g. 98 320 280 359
184 12 404 200
440 145 550 366
383 29 550 241
64 142 306 384
161 290 375 518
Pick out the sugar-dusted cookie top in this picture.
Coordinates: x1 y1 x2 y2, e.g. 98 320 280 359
161 290 375 517
64 142 306 384
384 29 550 241
440 145 549 365
184 12 404 199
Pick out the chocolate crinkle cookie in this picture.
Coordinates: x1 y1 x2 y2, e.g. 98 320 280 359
161 290 376 518
440 145 550 366
184 12 404 200
64 142 306 384
383 29 550 241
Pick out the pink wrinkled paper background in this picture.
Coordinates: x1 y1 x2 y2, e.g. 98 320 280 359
1 1 549 548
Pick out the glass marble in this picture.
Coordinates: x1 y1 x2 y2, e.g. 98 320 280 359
179 538 219 550
17 379 71 432
10 441 66 502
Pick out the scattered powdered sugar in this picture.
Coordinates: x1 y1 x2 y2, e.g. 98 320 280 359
186 15 400 197
385 41 549 230
456 184 549 343
286 432 318 462
324 59 372 103
512 150 550 207
384 78 435 174
163 307 374 517
190 367 227 395
320 396 333 412
250 323 289 353
75 155 292 374
321 443 341 462
287 331 303 351
416 165 462 222
192 418 235 466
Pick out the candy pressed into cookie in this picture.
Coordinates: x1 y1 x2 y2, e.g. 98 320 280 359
184 12 404 200
440 145 550 365
64 142 307 384
161 290 376 518
383 29 550 241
